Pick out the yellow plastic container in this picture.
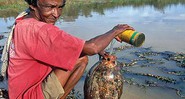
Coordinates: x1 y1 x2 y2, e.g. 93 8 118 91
118 30 145 47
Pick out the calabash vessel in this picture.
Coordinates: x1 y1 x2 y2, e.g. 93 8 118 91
84 55 123 99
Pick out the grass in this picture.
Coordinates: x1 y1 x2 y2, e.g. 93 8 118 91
0 0 111 18
0 0 185 18
0 0 27 9
0 0 28 17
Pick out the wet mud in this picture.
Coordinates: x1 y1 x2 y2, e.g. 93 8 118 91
113 46 185 98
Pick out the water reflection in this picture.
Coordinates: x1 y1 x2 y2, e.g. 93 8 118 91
61 0 185 21
0 1 185 99
1 1 185 52
57 4 185 52
1 0 185 18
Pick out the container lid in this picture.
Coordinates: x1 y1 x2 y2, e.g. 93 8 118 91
132 33 145 47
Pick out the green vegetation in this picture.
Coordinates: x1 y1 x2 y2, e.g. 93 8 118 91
0 0 27 17
0 0 185 18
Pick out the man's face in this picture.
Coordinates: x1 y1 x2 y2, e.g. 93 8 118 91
34 0 65 24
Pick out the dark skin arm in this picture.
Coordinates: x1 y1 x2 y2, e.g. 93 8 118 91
81 24 134 56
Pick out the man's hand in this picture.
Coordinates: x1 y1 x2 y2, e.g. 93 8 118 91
112 24 135 42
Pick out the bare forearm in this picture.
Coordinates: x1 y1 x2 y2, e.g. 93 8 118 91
82 30 117 56
81 24 134 56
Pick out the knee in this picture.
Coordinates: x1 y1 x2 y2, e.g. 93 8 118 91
83 56 89 63
77 56 89 69
81 56 89 67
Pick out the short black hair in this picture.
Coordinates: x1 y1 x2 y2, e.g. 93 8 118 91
25 0 37 6
25 0 66 6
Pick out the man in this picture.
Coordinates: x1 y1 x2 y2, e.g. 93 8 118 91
7 0 134 98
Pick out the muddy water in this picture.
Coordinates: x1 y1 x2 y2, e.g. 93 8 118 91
0 2 185 99
117 46 185 99
63 4 185 99
71 46 185 99
58 4 185 53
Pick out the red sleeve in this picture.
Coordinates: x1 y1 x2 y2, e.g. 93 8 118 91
32 24 85 71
